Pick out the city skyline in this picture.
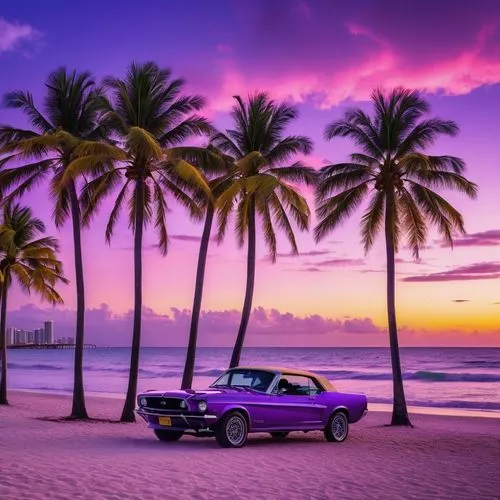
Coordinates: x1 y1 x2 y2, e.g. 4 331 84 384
6 320 75 346
1 1 499 347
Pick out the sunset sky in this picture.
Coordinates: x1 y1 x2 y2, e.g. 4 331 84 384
1 0 499 347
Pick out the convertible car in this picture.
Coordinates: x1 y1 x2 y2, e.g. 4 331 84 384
136 366 367 448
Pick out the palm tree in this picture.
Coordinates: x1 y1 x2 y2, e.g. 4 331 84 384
180 147 235 389
76 62 215 422
212 93 316 368
0 204 67 405
314 88 477 426
0 68 110 419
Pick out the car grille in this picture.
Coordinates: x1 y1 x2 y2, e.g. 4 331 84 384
144 397 185 411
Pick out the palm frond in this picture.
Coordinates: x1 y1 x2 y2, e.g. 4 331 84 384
317 163 372 197
257 197 278 261
268 193 299 257
314 182 369 242
158 116 213 146
324 120 383 158
151 178 169 255
264 161 317 186
409 182 466 247
235 194 251 247
405 168 477 198
79 169 124 225
397 188 427 258
265 135 313 164
0 126 40 148
126 126 163 159
396 119 459 157
104 181 130 242
360 189 385 253
210 132 243 158
3 91 53 133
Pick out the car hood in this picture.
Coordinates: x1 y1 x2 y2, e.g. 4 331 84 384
139 388 240 399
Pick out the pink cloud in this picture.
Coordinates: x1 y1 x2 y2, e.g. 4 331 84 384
201 21 500 111
0 17 41 53
403 262 500 282
440 229 500 247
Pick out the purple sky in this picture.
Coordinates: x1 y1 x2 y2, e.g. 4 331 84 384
1 1 499 346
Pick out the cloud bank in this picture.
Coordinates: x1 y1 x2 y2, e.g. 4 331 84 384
6 303 498 347
0 17 40 53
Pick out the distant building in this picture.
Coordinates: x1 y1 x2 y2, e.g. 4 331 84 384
44 320 54 345
67 337 75 345
15 329 27 344
34 328 44 345
6 328 14 346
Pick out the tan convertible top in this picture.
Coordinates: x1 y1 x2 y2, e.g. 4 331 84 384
232 365 337 392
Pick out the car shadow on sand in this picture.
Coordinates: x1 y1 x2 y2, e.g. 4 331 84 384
98 432 338 451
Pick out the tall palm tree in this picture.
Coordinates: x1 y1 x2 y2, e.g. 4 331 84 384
212 93 316 368
0 204 67 405
0 68 110 418
75 62 215 422
314 88 477 426
180 147 235 389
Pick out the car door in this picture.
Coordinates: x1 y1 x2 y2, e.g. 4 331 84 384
265 374 325 428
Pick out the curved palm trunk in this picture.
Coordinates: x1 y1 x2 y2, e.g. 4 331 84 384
0 279 9 405
181 205 214 389
121 179 144 422
230 198 256 368
385 188 411 426
69 180 88 419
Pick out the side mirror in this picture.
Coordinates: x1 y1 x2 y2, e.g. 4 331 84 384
278 388 287 395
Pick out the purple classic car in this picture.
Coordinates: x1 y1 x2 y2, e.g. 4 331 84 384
136 366 368 448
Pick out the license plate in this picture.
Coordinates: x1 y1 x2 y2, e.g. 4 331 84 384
158 416 172 426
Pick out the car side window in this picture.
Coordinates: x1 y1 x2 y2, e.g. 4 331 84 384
278 375 312 396
308 378 323 396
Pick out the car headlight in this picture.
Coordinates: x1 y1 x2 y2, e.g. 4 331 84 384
139 398 148 407
180 400 187 409
198 400 208 412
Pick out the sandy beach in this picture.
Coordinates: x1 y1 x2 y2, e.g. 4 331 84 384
0 392 499 500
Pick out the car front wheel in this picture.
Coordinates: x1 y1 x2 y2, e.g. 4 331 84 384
154 429 184 442
215 411 248 448
324 411 349 442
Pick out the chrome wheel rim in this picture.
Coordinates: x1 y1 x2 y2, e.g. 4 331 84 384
332 413 347 441
226 415 246 446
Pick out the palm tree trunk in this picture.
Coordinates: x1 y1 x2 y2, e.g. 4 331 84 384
121 179 144 422
384 188 411 426
0 278 9 405
230 197 256 368
181 205 214 389
69 180 88 419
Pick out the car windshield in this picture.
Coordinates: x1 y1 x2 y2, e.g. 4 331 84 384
211 369 276 393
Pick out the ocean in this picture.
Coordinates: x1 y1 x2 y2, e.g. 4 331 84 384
5 347 500 412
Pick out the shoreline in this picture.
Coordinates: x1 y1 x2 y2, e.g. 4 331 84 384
10 388 500 420
1 391 499 499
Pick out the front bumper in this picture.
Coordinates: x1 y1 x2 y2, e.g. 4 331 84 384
136 408 218 430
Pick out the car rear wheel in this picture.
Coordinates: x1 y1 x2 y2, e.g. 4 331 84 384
154 429 184 442
215 411 248 448
324 411 349 442
270 432 289 439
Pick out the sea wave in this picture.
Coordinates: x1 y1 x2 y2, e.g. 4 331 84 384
312 369 500 383
7 363 64 371
368 396 500 411
7 363 500 384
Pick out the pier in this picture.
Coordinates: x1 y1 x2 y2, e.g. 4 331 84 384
7 344 97 350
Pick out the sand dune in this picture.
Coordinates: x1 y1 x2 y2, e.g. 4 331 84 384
1 392 499 500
